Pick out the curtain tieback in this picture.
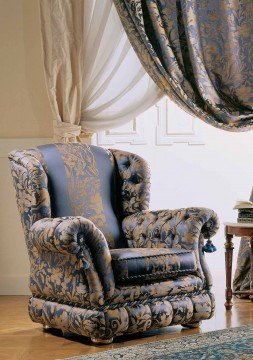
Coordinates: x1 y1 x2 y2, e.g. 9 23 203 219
54 123 93 143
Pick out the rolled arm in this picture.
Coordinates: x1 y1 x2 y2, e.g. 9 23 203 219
122 207 219 251
30 216 115 305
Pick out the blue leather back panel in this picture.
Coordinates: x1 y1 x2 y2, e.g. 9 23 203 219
38 143 125 248
38 144 72 217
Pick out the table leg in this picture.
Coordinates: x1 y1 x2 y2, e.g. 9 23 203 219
250 237 253 303
225 232 234 310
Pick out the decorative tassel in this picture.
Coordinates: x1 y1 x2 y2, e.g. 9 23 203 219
202 238 217 253
83 260 90 270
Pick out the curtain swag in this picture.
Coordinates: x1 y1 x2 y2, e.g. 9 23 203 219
39 0 162 143
114 0 253 132
53 123 93 143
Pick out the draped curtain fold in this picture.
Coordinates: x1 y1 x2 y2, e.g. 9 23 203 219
39 0 162 142
114 0 253 132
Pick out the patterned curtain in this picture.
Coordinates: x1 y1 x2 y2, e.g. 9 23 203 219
233 188 253 294
114 0 253 132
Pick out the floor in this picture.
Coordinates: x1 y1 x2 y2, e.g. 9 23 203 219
0 292 252 360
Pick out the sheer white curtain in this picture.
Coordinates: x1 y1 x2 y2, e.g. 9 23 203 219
39 0 162 142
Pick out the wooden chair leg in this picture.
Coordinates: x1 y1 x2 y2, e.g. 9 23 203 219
62 330 74 338
42 325 52 331
182 321 202 329
224 232 234 310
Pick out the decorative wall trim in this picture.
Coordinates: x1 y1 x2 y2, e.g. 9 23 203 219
0 138 53 158
95 98 205 147
96 118 147 146
155 98 204 146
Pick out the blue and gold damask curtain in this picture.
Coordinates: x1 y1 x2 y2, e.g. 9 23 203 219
114 0 253 131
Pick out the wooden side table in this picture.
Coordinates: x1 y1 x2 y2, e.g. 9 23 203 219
224 222 253 310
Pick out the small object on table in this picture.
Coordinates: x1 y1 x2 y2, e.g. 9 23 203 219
233 200 253 223
224 222 253 310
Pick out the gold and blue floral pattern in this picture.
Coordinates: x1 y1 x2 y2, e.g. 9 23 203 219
114 0 253 132
54 144 115 246
122 208 219 249
110 149 151 216
31 216 115 305
123 208 219 288
28 289 214 340
233 238 251 294
30 249 91 307
9 148 51 243
233 187 253 294
111 274 204 305
9 144 218 341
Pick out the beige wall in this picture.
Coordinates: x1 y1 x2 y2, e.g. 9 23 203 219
0 0 53 294
0 0 53 138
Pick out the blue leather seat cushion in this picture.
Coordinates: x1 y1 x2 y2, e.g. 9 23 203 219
110 247 197 284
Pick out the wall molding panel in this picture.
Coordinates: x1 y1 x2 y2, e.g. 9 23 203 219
155 98 205 146
96 98 205 147
96 117 148 146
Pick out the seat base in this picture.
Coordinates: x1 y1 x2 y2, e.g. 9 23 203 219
29 290 214 341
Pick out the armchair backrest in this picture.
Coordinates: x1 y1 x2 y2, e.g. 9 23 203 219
9 144 150 249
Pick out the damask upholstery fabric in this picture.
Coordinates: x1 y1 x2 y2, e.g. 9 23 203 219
9 144 219 341
110 248 197 284
28 291 215 339
233 188 253 294
114 0 253 132
111 275 204 305
123 208 219 287
30 217 115 304
110 149 151 216
122 208 219 250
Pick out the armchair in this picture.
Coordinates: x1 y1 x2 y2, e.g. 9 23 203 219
9 143 219 343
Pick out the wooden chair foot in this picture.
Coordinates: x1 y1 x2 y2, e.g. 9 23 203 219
182 321 202 329
91 337 114 344
225 302 233 310
62 330 73 338
42 325 52 331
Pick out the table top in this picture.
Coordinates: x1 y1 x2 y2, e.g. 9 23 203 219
224 222 253 237
224 222 253 228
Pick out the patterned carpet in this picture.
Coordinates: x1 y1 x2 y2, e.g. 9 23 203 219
63 325 253 360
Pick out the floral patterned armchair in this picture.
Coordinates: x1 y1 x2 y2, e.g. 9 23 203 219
9 143 219 343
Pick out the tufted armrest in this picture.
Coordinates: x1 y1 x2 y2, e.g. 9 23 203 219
122 207 219 251
30 216 115 305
